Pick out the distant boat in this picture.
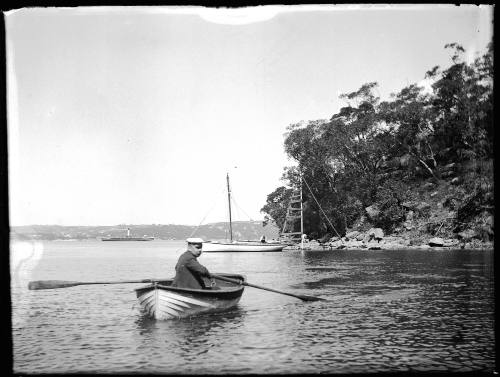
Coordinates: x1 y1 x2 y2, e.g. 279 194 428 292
101 228 154 241
202 174 286 253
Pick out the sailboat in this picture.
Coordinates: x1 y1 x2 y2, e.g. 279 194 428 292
201 174 286 252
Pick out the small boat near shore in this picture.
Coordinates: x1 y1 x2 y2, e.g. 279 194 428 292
202 240 286 252
135 273 245 320
201 174 286 252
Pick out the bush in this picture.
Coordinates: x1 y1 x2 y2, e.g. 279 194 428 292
371 180 409 233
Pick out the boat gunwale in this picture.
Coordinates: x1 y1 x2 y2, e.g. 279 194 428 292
134 274 246 296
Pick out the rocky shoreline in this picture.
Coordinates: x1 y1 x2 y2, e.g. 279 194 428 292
285 228 494 251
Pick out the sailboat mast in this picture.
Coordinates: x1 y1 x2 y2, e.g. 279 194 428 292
226 173 233 242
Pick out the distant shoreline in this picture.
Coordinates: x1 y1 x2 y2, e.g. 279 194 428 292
286 244 494 252
9 236 493 251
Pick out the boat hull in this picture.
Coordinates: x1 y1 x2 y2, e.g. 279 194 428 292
202 241 286 252
135 273 245 320
102 237 154 241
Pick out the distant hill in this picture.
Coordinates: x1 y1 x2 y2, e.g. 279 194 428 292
10 221 281 241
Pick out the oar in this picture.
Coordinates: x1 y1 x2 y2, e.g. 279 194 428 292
28 278 166 290
212 274 325 302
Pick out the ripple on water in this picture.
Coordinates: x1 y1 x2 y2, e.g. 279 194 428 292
13 244 495 374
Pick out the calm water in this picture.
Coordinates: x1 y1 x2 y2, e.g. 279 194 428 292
11 240 495 374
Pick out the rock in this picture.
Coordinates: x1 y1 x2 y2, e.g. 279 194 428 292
345 240 364 249
368 245 382 250
485 215 494 228
330 236 341 242
458 229 478 241
480 217 494 240
345 231 360 240
444 239 460 247
416 244 430 249
318 234 332 243
365 205 381 222
402 201 416 210
478 225 494 241
387 238 410 248
330 240 343 248
403 221 414 230
367 228 384 241
399 153 411 167
383 242 399 249
355 233 365 241
416 202 431 215
443 197 459 210
405 210 414 221
409 239 420 246
429 237 445 247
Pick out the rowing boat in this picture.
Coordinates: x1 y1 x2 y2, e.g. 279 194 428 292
135 273 245 320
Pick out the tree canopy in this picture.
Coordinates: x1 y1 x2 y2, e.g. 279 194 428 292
261 42 494 238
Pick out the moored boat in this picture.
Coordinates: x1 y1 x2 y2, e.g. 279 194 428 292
101 227 154 241
202 240 286 252
102 236 154 241
135 273 245 320
201 173 287 252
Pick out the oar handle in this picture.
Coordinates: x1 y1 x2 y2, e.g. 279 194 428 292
212 274 324 301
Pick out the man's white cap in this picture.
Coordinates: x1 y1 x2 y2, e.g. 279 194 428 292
186 237 204 243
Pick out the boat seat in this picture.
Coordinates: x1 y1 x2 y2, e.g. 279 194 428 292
203 286 221 290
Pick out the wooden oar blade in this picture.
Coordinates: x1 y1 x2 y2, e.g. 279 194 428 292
28 280 81 290
296 294 326 302
27 278 170 290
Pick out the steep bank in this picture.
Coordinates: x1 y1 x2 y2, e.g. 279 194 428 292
304 159 494 250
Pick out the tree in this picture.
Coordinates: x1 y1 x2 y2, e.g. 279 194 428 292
378 84 438 179
260 186 293 231
426 43 493 162
261 42 493 241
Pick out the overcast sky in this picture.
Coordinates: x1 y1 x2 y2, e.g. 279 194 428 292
6 5 493 226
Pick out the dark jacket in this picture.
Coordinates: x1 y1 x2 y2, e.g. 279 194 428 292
171 251 211 289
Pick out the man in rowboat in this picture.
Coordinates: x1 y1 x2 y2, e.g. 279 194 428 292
171 238 214 289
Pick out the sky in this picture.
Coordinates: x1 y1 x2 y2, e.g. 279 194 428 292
6 4 493 226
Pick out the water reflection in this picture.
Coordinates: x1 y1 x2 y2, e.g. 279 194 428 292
133 306 246 357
